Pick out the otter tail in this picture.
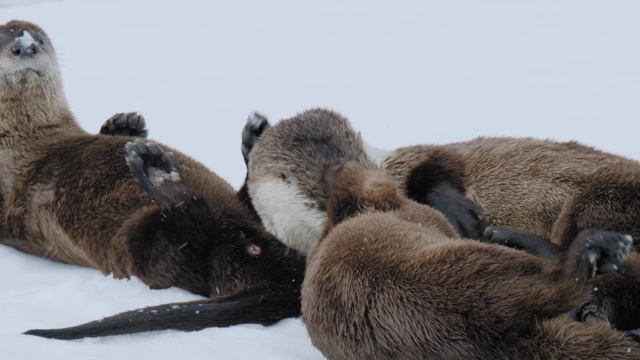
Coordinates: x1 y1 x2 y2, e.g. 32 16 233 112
24 289 300 340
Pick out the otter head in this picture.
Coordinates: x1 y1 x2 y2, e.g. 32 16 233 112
0 20 59 91
0 20 72 130
203 213 306 299
247 108 377 255
124 197 306 299
122 138 307 298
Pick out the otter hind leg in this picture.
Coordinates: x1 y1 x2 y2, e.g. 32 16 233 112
124 139 193 209
100 112 148 138
241 111 270 165
425 183 483 239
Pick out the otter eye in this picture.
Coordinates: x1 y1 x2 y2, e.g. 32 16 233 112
39 38 45 46
280 174 291 184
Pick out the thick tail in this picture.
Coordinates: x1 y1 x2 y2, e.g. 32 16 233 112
24 289 300 340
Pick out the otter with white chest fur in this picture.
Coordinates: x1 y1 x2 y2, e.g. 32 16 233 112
241 108 640 334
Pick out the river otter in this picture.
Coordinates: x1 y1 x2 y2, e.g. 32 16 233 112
241 108 640 331
32 107 640 340
243 109 482 256
302 160 639 359
1 20 304 335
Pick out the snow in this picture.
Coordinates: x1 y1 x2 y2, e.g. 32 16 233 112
1 0 639 359
15 29 36 47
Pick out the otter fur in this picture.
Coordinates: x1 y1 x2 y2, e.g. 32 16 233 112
1 20 304 338
242 108 640 331
302 160 639 359
244 109 481 256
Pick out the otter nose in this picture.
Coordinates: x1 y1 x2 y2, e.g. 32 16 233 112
12 42 37 57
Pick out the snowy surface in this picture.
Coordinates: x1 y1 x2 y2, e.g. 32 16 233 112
1 1 639 359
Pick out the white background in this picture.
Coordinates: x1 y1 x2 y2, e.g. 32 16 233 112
1 1 639 359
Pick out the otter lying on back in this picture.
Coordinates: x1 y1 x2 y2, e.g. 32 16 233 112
1 20 304 337
242 108 640 331
302 160 638 359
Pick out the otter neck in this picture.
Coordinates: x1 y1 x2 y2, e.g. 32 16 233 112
0 71 85 196
0 72 84 143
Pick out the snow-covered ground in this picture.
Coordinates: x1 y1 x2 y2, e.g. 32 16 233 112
1 1 639 359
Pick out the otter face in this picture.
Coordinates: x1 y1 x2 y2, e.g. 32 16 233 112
0 20 58 85
245 108 388 255
125 197 306 299
250 174 328 256
204 219 306 299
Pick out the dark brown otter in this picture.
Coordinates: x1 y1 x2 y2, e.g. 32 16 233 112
241 108 640 332
1 20 304 338
302 161 639 359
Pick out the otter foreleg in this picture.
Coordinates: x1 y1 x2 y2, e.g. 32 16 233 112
241 111 270 166
577 251 640 331
238 112 271 221
486 224 640 331
403 149 483 239
483 226 563 261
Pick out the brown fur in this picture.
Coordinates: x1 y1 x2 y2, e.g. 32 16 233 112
385 138 640 329
0 20 304 300
302 162 640 359
385 138 640 247
244 108 640 330
247 109 375 255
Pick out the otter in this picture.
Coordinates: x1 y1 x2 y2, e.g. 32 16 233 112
1 20 304 336
31 107 640 340
241 108 640 331
302 160 639 359
243 109 482 256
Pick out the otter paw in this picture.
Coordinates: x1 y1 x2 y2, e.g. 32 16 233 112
576 301 611 324
125 139 191 209
241 112 270 165
570 230 633 280
100 112 148 138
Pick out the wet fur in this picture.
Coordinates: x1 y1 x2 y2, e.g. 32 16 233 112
1 20 304 338
302 162 639 359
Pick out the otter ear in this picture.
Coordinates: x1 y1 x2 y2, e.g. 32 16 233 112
246 244 262 257
239 231 262 257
